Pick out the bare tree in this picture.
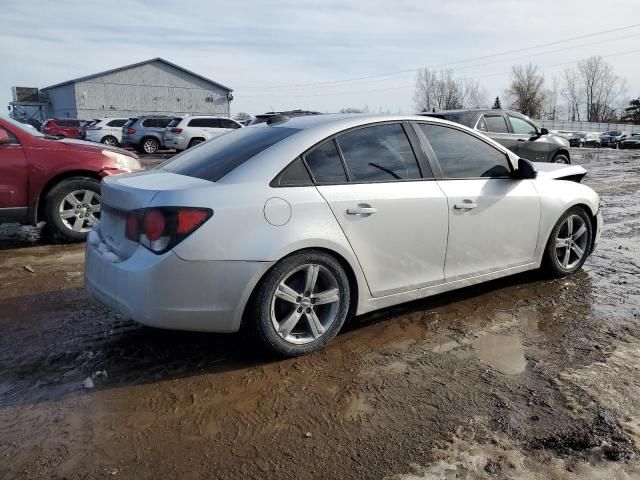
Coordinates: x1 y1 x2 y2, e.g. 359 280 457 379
575 56 627 122
505 63 547 118
561 67 582 121
233 112 252 122
414 69 487 112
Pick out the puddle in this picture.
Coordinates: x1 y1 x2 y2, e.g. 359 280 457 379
472 333 527 375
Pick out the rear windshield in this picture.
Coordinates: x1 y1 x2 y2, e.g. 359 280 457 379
124 118 138 128
158 126 300 181
441 113 477 127
167 118 183 127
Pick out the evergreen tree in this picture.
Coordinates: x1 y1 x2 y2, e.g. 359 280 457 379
492 96 502 109
621 98 640 124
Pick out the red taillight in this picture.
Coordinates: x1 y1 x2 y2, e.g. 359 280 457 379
170 128 183 133
177 209 209 234
143 209 165 241
124 207 211 254
127 128 136 135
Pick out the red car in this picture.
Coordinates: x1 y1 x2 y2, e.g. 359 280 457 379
0 116 141 241
42 118 84 139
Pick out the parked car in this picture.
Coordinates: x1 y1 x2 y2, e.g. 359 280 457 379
619 133 640 149
41 118 84 139
85 114 601 357
85 118 128 146
164 116 242 152
419 109 571 164
566 132 587 147
121 116 176 154
580 133 601 148
78 119 100 140
0 115 141 241
248 110 322 126
600 130 628 148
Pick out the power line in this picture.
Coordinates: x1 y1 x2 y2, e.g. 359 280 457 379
238 49 640 99
239 32 640 93
236 23 640 90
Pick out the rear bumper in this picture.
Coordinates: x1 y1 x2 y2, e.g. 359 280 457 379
84 230 273 333
163 135 188 150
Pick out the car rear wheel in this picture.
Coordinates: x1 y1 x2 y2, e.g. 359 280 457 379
44 177 101 242
251 251 351 357
543 207 592 277
141 138 159 154
101 136 118 147
188 138 204 149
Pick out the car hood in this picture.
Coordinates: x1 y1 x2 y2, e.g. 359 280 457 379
533 162 587 181
38 137 138 158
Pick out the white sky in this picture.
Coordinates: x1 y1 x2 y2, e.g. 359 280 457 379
1 0 639 117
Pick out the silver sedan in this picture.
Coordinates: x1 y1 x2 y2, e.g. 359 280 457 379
85 114 602 356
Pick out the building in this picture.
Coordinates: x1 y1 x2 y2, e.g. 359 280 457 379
10 58 233 121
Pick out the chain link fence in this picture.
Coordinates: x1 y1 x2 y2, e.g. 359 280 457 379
533 119 640 134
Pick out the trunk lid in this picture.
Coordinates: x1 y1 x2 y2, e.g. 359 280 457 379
99 171 212 259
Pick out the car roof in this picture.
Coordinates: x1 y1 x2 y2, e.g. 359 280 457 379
268 113 453 132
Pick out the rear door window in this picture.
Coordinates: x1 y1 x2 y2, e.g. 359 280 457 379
484 115 509 133
418 124 511 179
336 123 421 182
188 118 221 128
159 126 300 181
304 140 348 184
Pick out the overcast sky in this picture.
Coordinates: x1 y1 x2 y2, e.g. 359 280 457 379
2 0 639 117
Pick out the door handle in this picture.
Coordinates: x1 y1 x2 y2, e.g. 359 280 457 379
454 202 478 210
517 138 527 142
347 204 377 216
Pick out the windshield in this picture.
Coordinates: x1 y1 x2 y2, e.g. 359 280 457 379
1 115 44 137
158 126 300 181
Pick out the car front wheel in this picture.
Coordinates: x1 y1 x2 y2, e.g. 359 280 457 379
252 251 351 356
44 177 101 242
543 207 592 277
101 136 118 147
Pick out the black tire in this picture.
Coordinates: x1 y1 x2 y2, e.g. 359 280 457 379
552 153 570 164
543 206 593 277
44 177 101 242
101 136 119 147
140 137 159 154
188 138 204 149
251 250 351 357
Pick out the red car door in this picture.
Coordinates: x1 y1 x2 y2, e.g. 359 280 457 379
0 126 29 217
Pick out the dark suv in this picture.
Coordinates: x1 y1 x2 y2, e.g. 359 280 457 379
600 130 628 148
248 110 322 126
419 109 571 164
121 116 176 154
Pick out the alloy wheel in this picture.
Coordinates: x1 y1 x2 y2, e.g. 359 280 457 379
103 137 117 146
58 189 101 233
270 264 341 345
143 139 158 154
554 214 588 270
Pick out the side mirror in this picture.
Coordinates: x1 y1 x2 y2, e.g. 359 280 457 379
514 158 537 180
0 128 11 145
540 127 549 135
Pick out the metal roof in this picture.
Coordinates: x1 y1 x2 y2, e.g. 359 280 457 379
41 57 232 92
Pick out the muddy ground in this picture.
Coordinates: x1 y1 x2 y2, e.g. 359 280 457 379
1 148 640 479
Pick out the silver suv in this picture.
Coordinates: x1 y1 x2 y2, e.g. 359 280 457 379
164 116 242 151
121 116 178 154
